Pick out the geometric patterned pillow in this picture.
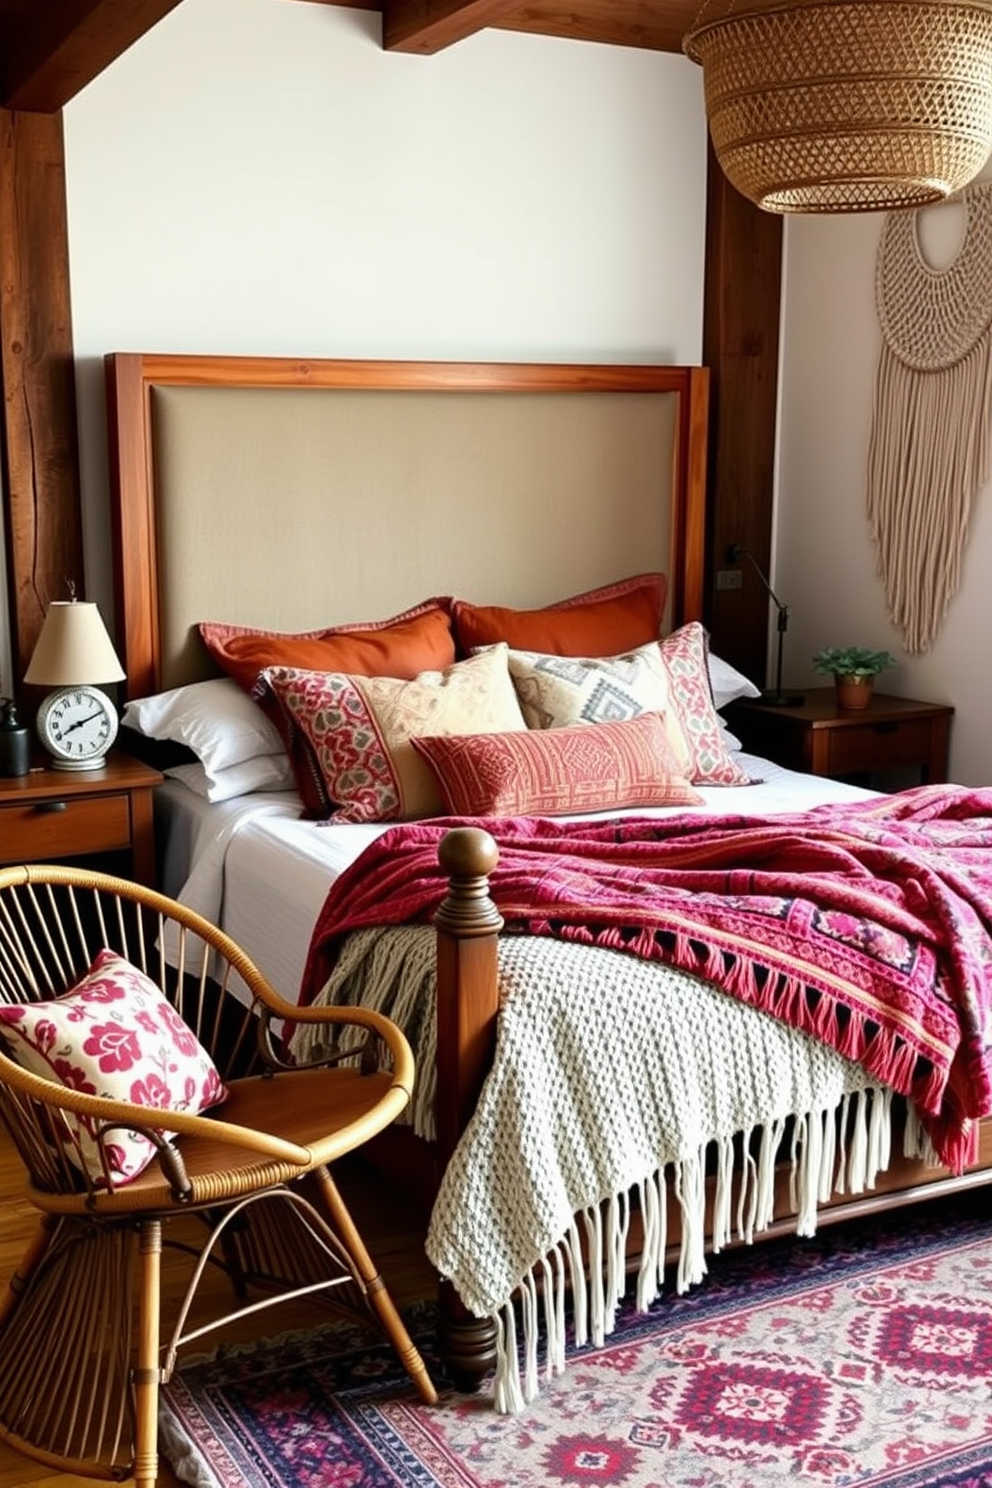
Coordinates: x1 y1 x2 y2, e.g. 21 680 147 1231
258 644 528 823
506 622 750 786
411 712 703 817
0 949 229 1186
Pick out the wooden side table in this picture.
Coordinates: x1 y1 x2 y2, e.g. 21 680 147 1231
0 753 163 886
726 689 953 786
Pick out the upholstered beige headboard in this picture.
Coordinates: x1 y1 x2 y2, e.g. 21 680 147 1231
105 355 709 698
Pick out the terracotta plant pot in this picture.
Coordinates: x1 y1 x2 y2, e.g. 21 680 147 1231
835 676 874 711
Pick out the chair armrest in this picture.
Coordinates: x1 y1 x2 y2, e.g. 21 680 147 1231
0 1049 311 1167
257 1001 415 1096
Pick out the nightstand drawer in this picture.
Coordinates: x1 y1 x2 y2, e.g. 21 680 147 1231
1 793 131 863
824 719 937 777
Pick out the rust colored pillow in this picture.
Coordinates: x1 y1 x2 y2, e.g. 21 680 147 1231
200 600 455 695
411 712 702 818
451 573 667 658
200 600 456 815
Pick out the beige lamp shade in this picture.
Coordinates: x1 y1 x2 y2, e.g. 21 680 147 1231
24 602 126 687
683 0 992 214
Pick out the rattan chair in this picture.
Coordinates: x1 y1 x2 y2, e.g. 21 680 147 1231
0 863 436 1488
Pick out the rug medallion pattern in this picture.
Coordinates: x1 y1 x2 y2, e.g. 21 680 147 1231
161 1202 992 1488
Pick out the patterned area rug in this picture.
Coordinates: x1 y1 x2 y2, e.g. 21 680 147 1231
161 1198 992 1488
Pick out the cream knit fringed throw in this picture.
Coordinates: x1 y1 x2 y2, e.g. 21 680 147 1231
296 926 918 1412
868 181 992 653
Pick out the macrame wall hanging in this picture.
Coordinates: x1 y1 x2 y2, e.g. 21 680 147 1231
867 180 992 653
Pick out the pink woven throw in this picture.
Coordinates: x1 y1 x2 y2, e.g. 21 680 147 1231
302 784 992 1173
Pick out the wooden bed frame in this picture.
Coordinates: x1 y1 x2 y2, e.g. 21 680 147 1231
104 351 992 1391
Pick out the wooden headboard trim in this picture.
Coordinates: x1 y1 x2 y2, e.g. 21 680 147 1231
105 354 709 699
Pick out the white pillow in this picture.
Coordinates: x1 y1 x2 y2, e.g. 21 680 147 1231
708 653 761 712
164 755 297 803
122 678 286 774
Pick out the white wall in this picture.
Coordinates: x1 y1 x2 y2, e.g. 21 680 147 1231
60 0 707 632
778 201 992 786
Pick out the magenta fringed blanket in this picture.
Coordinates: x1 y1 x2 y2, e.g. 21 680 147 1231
302 784 992 1172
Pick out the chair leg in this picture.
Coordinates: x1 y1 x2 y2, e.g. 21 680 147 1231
312 1165 438 1406
0 1214 57 1330
132 1219 163 1488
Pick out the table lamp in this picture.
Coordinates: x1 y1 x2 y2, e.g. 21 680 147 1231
24 599 126 770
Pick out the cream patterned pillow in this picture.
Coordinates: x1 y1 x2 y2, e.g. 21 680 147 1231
505 622 751 786
260 644 527 823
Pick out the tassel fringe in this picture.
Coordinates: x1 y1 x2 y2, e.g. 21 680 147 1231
491 1083 894 1412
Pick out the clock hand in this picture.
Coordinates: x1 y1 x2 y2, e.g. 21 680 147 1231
62 711 104 735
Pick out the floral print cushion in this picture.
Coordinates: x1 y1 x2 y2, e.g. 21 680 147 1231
0 948 228 1185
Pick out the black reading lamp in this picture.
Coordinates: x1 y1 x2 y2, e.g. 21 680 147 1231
726 543 804 707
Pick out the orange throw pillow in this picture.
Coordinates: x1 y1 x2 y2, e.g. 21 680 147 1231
451 573 666 658
200 601 455 695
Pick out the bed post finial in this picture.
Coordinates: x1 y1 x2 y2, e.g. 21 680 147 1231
435 827 502 937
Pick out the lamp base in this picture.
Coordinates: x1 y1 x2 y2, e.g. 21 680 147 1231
759 689 806 707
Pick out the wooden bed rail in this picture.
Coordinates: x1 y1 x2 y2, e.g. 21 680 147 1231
434 826 503 1389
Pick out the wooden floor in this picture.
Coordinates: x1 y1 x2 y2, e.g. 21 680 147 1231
0 1125 437 1488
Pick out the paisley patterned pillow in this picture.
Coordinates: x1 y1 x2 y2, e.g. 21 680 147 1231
259 644 527 823
0 949 228 1186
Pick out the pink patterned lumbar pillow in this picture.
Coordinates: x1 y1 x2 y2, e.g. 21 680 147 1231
0 948 229 1186
411 712 703 817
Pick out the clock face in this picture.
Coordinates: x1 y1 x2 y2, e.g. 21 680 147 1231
39 687 119 769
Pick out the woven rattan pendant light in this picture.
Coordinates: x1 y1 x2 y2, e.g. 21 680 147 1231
683 0 992 213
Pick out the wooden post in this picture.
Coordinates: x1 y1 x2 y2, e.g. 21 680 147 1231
0 107 83 690
434 825 502 1390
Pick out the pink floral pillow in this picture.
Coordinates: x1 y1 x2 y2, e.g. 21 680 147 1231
412 713 703 817
0 949 228 1186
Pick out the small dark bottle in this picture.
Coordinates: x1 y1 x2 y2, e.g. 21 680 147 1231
0 698 30 777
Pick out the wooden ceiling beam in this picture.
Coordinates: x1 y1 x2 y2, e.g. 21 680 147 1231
382 0 521 54
496 3 695 52
1 0 184 113
381 0 698 53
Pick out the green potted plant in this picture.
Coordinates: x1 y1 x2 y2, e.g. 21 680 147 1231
812 645 896 711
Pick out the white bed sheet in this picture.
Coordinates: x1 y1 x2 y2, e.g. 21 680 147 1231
156 756 877 1001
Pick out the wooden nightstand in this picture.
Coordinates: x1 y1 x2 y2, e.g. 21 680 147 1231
0 754 163 885
726 690 954 787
